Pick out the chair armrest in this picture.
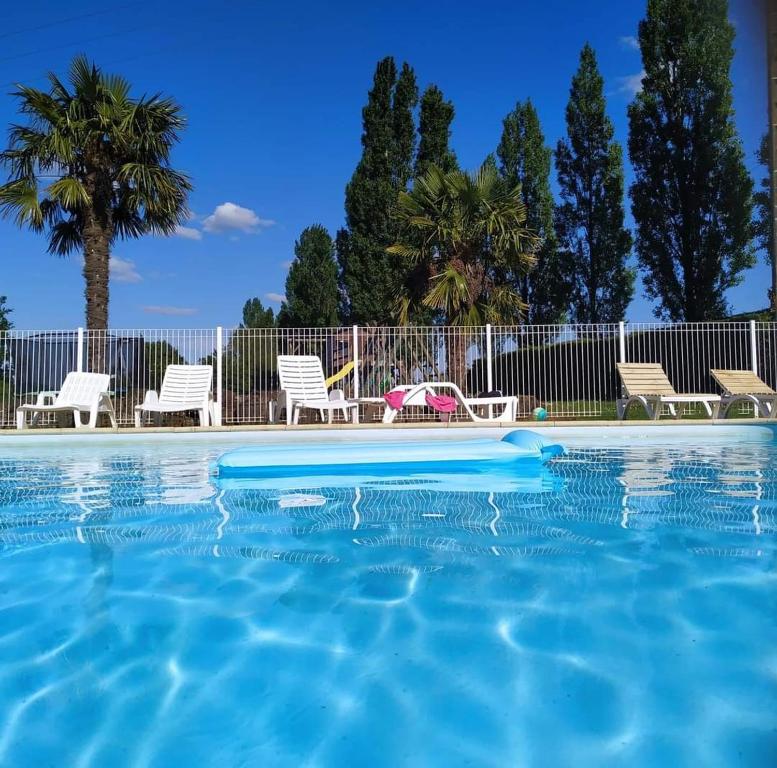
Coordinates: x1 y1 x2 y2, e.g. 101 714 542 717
35 390 58 406
140 390 160 408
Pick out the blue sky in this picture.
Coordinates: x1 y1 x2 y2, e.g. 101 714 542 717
0 0 769 329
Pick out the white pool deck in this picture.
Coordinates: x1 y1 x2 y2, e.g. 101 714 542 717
0 419 774 449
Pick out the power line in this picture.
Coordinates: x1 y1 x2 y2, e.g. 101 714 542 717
2 10 233 90
0 20 163 66
0 3 144 41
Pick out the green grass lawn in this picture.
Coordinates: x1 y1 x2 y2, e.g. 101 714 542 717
541 400 757 421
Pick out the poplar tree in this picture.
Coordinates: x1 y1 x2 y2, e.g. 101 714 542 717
279 225 339 327
392 64 418 189
555 44 634 324
415 85 457 177
498 99 568 323
628 0 753 321
337 57 417 323
241 298 275 328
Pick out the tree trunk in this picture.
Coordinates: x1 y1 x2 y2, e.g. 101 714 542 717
83 222 110 331
82 167 113 372
447 328 469 393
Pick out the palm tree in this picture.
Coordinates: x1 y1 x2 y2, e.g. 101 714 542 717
388 163 539 326
388 163 539 386
0 55 191 330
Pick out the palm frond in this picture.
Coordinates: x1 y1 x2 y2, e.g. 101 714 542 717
47 177 90 209
47 216 83 256
422 266 471 317
0 179 46 231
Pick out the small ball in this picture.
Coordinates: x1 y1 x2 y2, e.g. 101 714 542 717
532 407 548 421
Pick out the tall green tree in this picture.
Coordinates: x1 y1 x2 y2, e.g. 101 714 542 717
498 99 568 323
415 85 457 177
279 225 339 327
754 134 773 265
0 56 191 329
241 297 276 328
217 298 276 395
628 0 754 321
0 297 12 332
337 57 417 324
392 64 418 190
555 45 634 324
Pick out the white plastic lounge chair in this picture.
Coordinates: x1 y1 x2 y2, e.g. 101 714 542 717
616 363 721 420
276 355 359 425
711 369 777 418
135 364 214 427
16 372 117 430
381 382 517 424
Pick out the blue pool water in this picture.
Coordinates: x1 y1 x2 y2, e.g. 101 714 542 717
0 430 775 767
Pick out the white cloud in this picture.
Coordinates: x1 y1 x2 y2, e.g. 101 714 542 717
142 305 199 316
108 256 142 283
619 35 640 51
617 70 646 96
174 225 203 241
264 292 286 303
202 202 275 234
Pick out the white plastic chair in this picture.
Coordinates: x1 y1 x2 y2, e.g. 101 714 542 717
276 355 358 425
16 372 117 430
134 364 214 427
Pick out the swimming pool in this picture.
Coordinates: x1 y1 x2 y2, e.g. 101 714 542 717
0 426 775 767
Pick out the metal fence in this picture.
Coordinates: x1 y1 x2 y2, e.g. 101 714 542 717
0 322 775 428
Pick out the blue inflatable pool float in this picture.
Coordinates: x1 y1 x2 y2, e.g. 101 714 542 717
216 430 563 479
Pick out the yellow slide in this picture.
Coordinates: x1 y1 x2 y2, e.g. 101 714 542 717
325 361 355 388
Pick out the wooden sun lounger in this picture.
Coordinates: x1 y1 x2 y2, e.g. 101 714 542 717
616 363 721 420
711 369 777 418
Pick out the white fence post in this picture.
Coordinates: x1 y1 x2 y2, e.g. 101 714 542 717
215 326 223 426
76 327 84 372
485 323 493 392
618 321 626 363
352 324 360 399
750 319 758 376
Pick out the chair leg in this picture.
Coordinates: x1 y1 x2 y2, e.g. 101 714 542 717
16 410 26 430
198 408 208 427
86 407 99 429
641 397 659 420
134 410 143 428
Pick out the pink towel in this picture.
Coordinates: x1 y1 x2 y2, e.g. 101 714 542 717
425 393 458 413
383 389 406 410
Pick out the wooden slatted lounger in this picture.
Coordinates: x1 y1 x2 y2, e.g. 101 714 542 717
710 369 777 419
616 363 721 420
